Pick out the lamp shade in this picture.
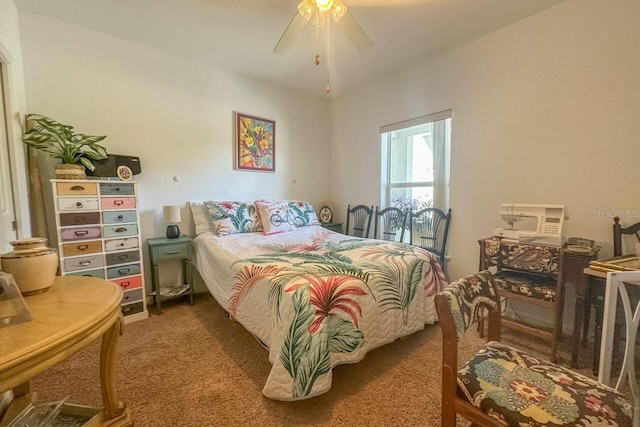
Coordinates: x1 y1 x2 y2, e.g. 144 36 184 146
163 206 181 224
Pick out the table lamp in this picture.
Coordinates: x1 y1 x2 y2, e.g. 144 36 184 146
163 205 181 239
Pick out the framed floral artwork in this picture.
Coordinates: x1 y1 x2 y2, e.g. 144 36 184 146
235 112 275 172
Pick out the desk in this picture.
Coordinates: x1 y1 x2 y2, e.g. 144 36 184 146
561 246 600 368
0 276 133 426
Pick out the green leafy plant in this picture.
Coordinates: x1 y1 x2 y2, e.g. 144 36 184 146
22 114 108 172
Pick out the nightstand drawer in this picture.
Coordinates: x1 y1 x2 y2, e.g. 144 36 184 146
62 240 103 256
59 212 101 226
56 182 98 195
156 243 189 260
106 250 140 266
102 210 137 224
105 237 139 252
114 275 142 291
121 288 143 304
107 263 141 279
60 226 101 242
100 183 135 195
103 224 138 238
64 254 104 272
58 197 99 211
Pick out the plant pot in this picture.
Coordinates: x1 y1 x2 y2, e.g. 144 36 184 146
56 163 86 180
1 237 59 295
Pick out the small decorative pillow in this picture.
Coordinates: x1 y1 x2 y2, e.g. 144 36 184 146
202 201 263 236
255 200 296 235
189 201 213 235
287 201 321 227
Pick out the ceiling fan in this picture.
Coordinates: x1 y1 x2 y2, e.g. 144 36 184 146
274 0 374 93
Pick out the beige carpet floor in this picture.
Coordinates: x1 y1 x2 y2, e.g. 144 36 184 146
29 293 604 427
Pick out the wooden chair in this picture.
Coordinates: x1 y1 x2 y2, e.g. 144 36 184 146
345 204 373 238
409 207 451 275
373 206 407 242
479 237 564 362
435 270 633 427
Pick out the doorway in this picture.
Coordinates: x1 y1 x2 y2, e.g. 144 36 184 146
0 63 18 252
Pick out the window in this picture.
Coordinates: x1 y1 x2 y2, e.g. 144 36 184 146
380 110 451 216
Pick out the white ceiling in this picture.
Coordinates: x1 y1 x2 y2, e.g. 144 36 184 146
14 0 564 98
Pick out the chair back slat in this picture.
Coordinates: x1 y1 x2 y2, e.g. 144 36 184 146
346 204 374 238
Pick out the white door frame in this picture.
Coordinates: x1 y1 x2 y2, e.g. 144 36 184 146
0 39 31 240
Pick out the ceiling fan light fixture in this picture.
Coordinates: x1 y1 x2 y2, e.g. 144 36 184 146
315 0 335 12
329 0 347 22
297 0 316 21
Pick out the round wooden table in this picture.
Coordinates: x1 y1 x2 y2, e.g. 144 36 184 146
0 276 133 426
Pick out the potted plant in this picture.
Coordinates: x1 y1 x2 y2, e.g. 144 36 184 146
22 114 108 179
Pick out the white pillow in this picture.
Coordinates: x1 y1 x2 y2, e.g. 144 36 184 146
189 201 213 235
255 200 296 235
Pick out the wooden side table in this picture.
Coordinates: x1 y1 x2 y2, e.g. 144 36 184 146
0 276 132 426
147 236 194 314
321 222 343 233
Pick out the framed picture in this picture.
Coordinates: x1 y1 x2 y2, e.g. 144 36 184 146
235 112 275 172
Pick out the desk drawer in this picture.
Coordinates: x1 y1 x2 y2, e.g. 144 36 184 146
60 226 101 242
103 224 138 238
105 237 139 252
56 182 97 195
121 288 143 305
64 254 104 272
62 240 102 257
106 250 140 266
102 210 137 224
113 275 142 291
107 263 141 279
59 212 101 226
156 243 189 260
101 197 136 210
100 183 135 196
58 197 99 212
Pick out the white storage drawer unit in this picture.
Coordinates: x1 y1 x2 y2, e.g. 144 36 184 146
52 179 148 322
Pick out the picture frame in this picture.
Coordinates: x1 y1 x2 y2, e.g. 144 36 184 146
319 206 333 224
235 112 275 172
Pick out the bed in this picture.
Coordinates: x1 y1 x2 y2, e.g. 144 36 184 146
190 200 447 401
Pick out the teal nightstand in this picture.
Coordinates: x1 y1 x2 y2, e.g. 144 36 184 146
147 236 194 314
321 222 343 233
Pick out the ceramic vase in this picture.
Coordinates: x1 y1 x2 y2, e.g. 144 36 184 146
1 237 59 295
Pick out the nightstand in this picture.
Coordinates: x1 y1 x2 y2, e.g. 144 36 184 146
321 222 343 233
147 236 194 314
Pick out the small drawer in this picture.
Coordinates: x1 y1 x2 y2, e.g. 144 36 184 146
60 226 101 242
113 275 142 291
105 237 139 252
103 224 138 238
66 268 105 279
102 210 137 224
107 263 141 279
106 250 140 266
59 212 101 226
101 197 136 210
62 240 103 257
121 288 143 305
58 197 99 212
100 183 135 195
56 182 98 195
156 243 189 260
121 301 144 316
64 254 104 272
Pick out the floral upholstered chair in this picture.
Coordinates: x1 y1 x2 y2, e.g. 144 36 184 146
435 270 633 427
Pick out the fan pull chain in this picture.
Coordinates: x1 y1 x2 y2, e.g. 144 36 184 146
326 18 331 93
315 11 321 66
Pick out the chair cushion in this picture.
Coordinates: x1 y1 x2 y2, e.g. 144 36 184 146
494 270 558 302
457 341 633 426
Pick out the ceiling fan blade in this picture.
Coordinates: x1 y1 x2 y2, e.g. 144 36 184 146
274 12 311 54
339 10 374 53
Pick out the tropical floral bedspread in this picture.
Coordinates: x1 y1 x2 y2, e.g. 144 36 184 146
193 225 447 400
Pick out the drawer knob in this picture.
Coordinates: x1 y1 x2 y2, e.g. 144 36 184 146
121 281 130 288
116 215 124 221
114 200 124 206
78 244 89 251
118 268 131 275
71 185 85 191
119 254 129 261
76 202 84 208
79 260 91 266
75 230 89 236
167 250 180 255
115 227 127 233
